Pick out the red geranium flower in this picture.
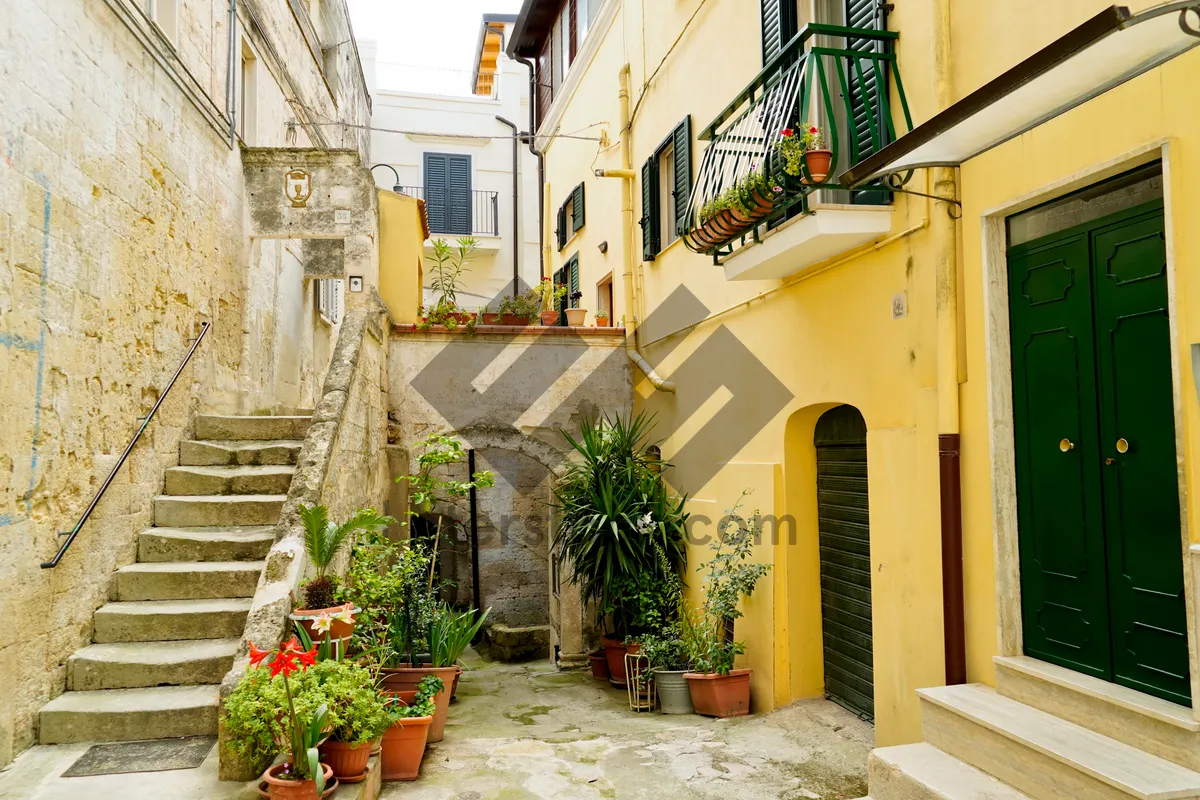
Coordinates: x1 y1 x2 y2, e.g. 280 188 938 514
809 126 818 134
248 642 271 667
781 128 793 137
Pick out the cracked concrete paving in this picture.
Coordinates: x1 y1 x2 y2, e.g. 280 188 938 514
388 655 873 800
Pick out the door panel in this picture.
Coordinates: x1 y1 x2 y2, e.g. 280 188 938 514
1009 235 1112 678
1090 205 1189 704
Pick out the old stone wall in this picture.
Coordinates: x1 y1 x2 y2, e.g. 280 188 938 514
0 0 368 765
387 327 632 664
219 294 391 780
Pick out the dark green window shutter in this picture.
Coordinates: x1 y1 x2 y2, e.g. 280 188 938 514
569 254 580 300
672 117 691 237
556 203 568 251
424 154 447 233
640 157 659 260
571 183 585 232
446 154 471 234
762 0 798 64
846 0 891 205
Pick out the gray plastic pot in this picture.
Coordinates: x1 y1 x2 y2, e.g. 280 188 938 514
653 669 695 714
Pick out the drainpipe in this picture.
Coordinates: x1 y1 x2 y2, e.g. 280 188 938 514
932 0 966 687
225 0 238 146
496 115 522 295
594 64 675 392
513 56 545 281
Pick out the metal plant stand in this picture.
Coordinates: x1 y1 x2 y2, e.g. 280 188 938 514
625 651 657 712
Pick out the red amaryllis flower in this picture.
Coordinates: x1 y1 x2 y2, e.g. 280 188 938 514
781 128 793 137
270 649 300 677
248 643 271 666
282 637 302 653
296 645 318 668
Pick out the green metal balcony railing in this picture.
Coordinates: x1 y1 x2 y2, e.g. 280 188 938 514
682 23 912 259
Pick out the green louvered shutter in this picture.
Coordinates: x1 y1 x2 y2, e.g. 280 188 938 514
762 0 798 64
424 154 447 233
640 158 659 260
569 254 580 300
846 0 890 204
571 183 585 232
556 203 568 251
672 117 691 238
446 154 471 234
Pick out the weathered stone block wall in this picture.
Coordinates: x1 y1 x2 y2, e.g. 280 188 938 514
219 294 390 780
0 0 368 766
387 328 633 664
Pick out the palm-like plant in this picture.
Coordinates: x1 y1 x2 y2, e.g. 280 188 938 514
551 412 688 638
299 505 395 610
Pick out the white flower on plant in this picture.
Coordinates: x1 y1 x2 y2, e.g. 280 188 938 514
637 512 656 535
312 613 334 635
333 607 355 625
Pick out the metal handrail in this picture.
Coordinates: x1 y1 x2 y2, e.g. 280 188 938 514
41 321 211 568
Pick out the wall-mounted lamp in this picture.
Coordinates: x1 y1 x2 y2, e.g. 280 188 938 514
370 163 402 194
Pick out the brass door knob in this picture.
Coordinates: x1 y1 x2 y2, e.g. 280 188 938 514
1060 438 1074 452
1116 438 1130 454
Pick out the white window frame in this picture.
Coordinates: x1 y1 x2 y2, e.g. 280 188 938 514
658 143 678 248
147 0 178 44
317 278 342 325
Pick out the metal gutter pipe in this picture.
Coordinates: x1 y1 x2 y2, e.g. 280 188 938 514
226 0 238 146
513 56 546 280
496 115 522 295
595 64 674 392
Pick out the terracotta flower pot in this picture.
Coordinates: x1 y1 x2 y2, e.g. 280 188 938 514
565 308 587 327
291 604 357 657
262 762 335 800
380 715 433 781
601 636 628 687
451 665 462 700
379 665 456 742
804 149 833 183
684 669 752 718
588 650 610 680
595 317 611 328
540 310 561 325
319 740 372 783
481 312 502 324
500 313 525 325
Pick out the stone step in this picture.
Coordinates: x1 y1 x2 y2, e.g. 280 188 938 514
153 494 285 527
137 526 274 562
94 598 252 643
115 561 264 601
179 439 304 467
163 464 295 496
195 415 311 441
39 684 218 744
67 639 239 690
868 743 1031 800
995 655 1200 772
919 684 1200 800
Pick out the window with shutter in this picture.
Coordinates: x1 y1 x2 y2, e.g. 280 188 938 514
569 254 580 300
571 183 585 232
761 0 798 64
568 0 579 62
536 37 553 129
556 203 568 251
640 158 659 261
446 155 471 234
423 154 448 233
672 117 691 239
844 0 890 204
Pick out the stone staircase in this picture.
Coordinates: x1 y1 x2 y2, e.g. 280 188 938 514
861 655 1200 800
38 414 310 744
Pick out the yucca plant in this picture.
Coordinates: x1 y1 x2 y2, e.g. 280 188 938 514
551 411 688 638
299 505 395 610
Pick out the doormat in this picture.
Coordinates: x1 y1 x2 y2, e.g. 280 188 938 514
61 735 216 777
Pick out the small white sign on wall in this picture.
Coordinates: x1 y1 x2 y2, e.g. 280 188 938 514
892 292 907 320
334 209 351 224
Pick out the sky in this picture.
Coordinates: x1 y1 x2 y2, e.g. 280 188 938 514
347 0 525 95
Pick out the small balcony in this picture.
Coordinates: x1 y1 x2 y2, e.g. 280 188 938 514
682 23 912 281
397 185 501 240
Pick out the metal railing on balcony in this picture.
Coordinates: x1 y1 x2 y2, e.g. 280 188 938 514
682 23 912 259
396 186 500 237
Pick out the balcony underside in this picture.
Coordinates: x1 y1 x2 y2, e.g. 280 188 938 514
720 205 893 282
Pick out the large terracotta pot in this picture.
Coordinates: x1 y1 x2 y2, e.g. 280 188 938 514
380 715 433 781
588 650 610 680
684 669 752 718
565 308 587 327
318 739 372 783
379 666 457 742
262 762 335 800
601 636 628 687
804 149 833 183
291 603 357 658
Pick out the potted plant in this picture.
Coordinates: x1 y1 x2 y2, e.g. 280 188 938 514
380 674 441 781
683 491 771 718
292 506 394 656
565 291 586 326
231 638 332 799
314 661 394 783
594 310 610 328
426 237 477 313
428 604 489 699
778 123 832 184
551 412 688 687
537 278 567 325
587 649 610 680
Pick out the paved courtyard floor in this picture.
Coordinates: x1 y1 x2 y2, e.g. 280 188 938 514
391 655 873 800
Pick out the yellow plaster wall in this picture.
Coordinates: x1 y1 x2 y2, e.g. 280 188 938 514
377 190 424 324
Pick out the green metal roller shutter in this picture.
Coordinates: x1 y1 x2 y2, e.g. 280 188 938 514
815 405 873 720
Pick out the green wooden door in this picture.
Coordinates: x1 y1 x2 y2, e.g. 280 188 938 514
815 405 874 720
1009 201 1188 704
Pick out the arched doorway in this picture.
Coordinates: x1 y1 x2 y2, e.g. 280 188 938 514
814 404 873 720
